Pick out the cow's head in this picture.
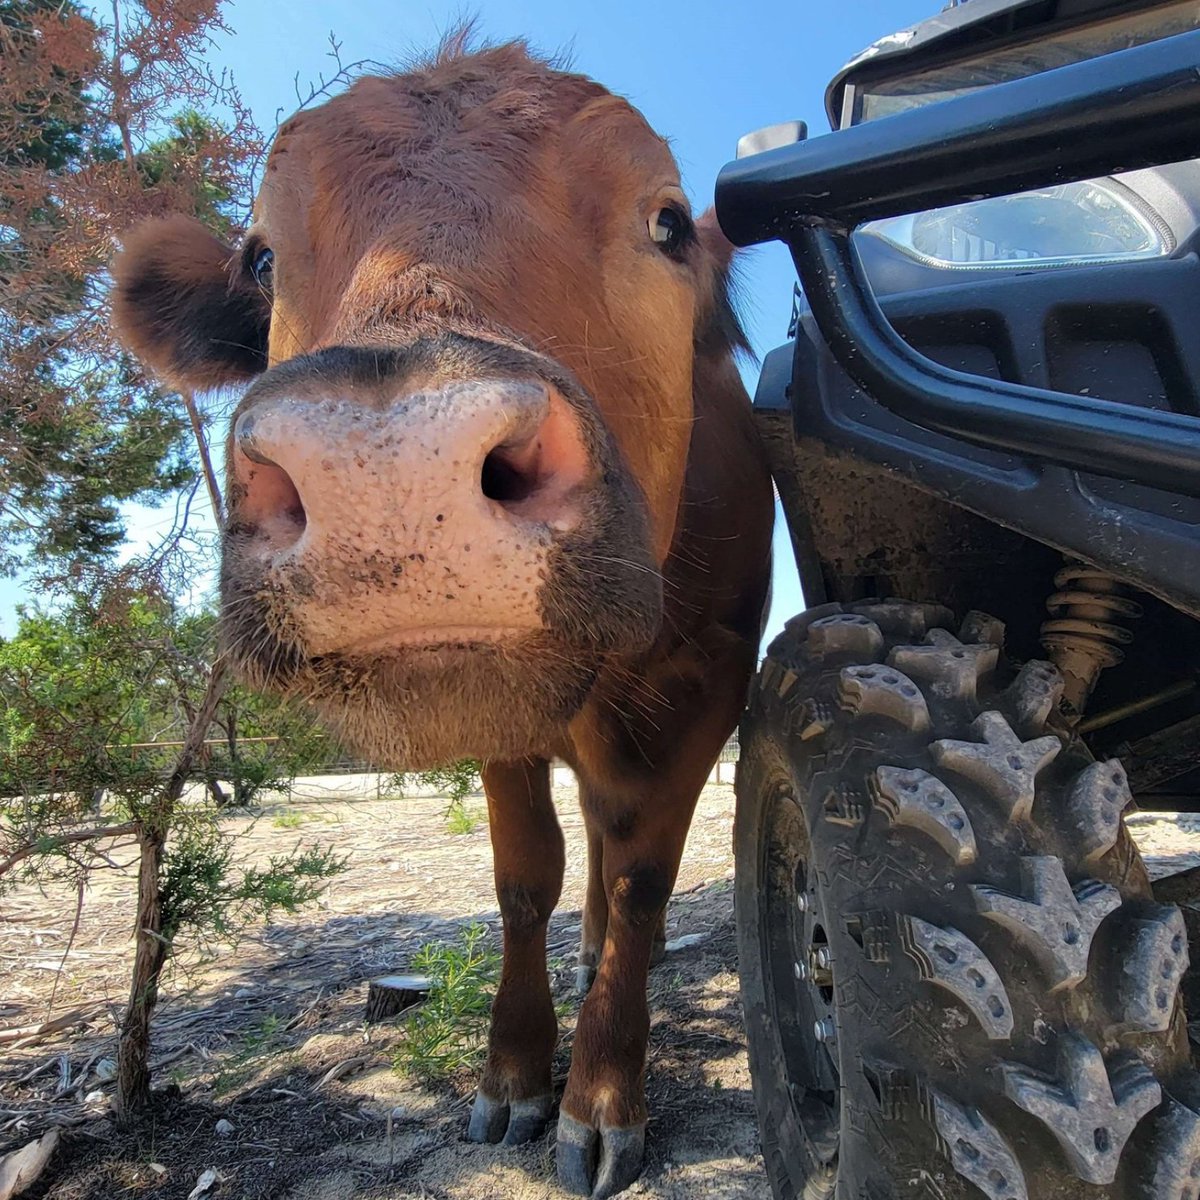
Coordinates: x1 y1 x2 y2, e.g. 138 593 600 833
113 41 744 767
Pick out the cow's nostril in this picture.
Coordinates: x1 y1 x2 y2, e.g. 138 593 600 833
239 458 307 547
235 411 275 466
481 439 543 507
477 389 590 530
232 408 307 549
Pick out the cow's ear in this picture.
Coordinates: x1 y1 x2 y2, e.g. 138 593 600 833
112 215 270 392
693 207 749 360
694 207 736 271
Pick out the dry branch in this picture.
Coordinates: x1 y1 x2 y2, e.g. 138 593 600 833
0 823 140 880
0 1006 105 1047
181 391 224 527
0 1129 59 1200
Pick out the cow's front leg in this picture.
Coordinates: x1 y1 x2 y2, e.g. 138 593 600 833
557 795 694 1198
577 825 668 995
467 757 564 1147
577 824 608 994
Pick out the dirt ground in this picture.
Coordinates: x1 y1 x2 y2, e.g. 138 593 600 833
2 778 1198 1200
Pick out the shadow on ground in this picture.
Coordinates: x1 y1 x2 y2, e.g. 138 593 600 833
7 878 764 1200
8 798 1200 1199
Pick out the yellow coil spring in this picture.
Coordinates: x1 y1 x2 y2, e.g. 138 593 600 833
1041 565 1142 710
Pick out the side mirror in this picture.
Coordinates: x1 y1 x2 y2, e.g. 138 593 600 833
735 120 807 160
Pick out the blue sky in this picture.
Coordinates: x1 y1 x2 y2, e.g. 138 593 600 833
6 0 936 642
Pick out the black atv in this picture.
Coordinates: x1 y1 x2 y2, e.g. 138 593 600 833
716 2 1200 1196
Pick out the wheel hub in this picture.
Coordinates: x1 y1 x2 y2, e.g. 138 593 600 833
792 865 840 1101
761 784 841 1182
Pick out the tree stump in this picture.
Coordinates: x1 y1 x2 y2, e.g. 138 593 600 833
365 973 431 1023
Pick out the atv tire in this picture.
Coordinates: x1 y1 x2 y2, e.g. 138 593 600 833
735 599 1200 1200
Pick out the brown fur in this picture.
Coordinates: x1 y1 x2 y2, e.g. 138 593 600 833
112 214 269 389
113 39 773 1194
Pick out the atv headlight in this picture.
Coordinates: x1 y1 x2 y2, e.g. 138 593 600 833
859 179 1172 270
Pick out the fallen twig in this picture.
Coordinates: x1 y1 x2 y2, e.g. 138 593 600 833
11 1060 57 1087
66 1050 104 1100
313 1056 368 1090
0 1005 104 1047
149 1043 196 1072
284 987 325 1031
0 1129 58 1200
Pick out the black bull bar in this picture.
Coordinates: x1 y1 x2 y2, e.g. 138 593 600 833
715 29 1200 498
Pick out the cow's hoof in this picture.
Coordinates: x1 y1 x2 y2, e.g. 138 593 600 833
466 1092 552 1146
466 1092 508 1143
504 1095 554 1145
575 963 597 995
556 1112 646 1198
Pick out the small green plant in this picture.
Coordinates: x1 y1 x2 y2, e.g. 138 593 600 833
394 922 500 1080
387 759 482 831
272 809 304 829
444 804 482 835
212 1013 291 1097
242 1012 284 1050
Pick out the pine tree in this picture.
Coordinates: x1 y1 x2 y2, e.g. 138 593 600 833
0 0 261 567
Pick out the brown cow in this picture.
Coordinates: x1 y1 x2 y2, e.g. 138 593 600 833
113 39 772 1198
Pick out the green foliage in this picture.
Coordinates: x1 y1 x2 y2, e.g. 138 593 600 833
160 819 344 945
152 787 345 947
236 844 347 919
0 375 194 570
0 589 179 839
389 759 482 806
388 759 483 832
0 1 257 570
203 667 337 809
136 110 246 238
393 923 501 1080
0 595 336 820
272 810 304 830
444 804 482 836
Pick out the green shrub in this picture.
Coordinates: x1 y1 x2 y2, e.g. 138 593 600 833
444 804 482 835
394 923 500 1080
387 759 483 833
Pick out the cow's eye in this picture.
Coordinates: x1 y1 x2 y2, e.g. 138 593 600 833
649 206 692 257
250 246 274 288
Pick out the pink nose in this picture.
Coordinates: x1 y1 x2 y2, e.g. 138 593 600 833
230 379 592 653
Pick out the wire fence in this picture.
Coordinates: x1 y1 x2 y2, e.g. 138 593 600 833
109 730 743 776
3 731 744 802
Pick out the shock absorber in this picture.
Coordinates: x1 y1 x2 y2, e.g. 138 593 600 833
1040 562 1142 716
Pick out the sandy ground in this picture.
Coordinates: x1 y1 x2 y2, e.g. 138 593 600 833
1 777 1198 1200
1 779 758 1200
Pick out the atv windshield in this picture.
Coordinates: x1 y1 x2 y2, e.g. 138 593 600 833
852 1 1200 125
